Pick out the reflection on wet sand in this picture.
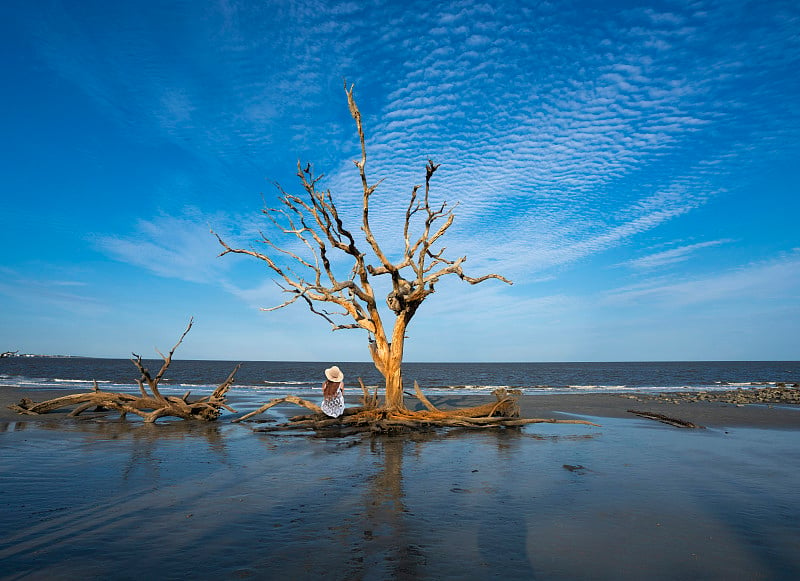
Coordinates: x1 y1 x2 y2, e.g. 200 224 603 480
357 437 421 579
1 415 228 447
344 428 595 579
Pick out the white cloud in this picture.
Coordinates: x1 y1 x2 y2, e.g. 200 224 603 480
621 239 733 269
0 269 108 316
605 250 800 307
304 0 798 291
94 211 230 283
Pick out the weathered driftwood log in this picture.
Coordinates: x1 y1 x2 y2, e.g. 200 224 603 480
9 376 237 422
7 320 240 423
240 382 600 434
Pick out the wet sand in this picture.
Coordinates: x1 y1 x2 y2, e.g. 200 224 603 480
2 386 799 580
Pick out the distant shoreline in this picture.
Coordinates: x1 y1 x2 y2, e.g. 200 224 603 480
1 353 88 359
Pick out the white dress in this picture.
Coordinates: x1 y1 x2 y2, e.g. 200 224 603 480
321 383 345 418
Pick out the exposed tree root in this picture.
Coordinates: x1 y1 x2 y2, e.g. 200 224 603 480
241 383 600 434
233 395 322 423
7 320 240 423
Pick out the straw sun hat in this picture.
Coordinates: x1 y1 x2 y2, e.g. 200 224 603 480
324 365 344 382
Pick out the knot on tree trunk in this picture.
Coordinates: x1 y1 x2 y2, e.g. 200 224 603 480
386 279 413 314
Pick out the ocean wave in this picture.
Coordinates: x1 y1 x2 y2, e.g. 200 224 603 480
263 380 309 386
567 385 627 390
717 381 777 387
433 384 507 391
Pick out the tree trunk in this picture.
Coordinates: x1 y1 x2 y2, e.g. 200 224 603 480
383 312 412 412
370 315 408 412
384 360 405 411
370 347 406 412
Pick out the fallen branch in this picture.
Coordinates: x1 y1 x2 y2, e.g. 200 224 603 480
627 409 704 429
413 380 440 412
233 395 322 423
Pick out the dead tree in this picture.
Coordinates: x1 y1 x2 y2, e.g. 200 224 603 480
214 83 512 414
8 319 239 423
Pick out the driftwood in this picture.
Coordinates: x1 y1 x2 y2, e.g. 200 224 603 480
8 320 240 423
627 409 704 429
239 382 600 434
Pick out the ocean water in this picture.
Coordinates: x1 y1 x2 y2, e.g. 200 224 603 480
1 357 798 398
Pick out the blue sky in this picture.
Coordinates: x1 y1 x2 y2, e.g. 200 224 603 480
1 0 798 362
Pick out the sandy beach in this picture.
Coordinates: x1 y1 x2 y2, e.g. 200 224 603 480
2 386 799 580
